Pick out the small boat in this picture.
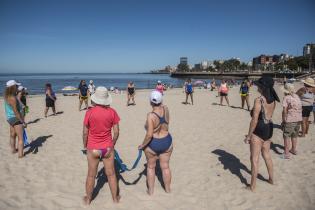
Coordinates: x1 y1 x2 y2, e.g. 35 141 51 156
62 86 77 91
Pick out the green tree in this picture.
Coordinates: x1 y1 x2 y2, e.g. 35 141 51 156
213 60 222 71
177 63 190 72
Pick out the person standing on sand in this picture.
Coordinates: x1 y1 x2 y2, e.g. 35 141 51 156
156 80 164 95
4 80 26 158
244 77 280 192
78 80 89 111
138 91 173 195
126 81 136 106
296 77 315 137
184 79 194 105
17 85 28 116
44 83 56 117
240 80 250 110
281 83 302 159
218 80 230 106
88 80 96 96
82 87 120 204
210 79 216 91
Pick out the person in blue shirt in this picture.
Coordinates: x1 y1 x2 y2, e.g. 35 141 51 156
78 80 89 111
185 79 194 105
240 80 250 110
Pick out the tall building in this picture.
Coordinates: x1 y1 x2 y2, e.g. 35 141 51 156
303 43 315 57
180 57 188 65
303 43 315 72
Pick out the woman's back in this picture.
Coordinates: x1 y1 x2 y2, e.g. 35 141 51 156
257 97 275 120
4 97 21 119
300 87 314 106
151 106 169 138
84 106 120 149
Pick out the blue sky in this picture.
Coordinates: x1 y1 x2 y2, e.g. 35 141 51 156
0 0 314 73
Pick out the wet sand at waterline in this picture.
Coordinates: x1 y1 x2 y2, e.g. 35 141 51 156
0 84 314 210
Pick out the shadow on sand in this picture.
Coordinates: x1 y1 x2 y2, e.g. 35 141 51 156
270 142 284 155
91 160 165 201
24 135 53 155
212 102 227 106
48 111 64 117
27 118 41 125
212 149 268 186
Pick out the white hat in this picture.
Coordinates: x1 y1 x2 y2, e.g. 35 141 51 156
6 80 21 87
18 86 25 91
157 80 162 84
91 86 112 106
150 90 162 104
90 80 93 84
302 77 315 87
281 83 295 94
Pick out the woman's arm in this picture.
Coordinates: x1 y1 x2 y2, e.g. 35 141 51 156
139 113 154 149
82 125 89 148
282 106 288 123
296 87 304 97
112 124 119 145
245 98 261 143
164 105 170 124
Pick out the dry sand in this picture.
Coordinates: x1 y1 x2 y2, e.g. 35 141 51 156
0 84 314 210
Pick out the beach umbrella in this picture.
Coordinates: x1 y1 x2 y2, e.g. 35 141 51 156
194 80 204 86
62 86 77 91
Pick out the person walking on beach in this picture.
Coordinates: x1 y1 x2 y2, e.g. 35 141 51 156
218 80 230 106
184 79 194 105
126 81 136 106
44 83 56 117
138 90 173 195
244 77 280 192
82 87 120 204
281 83 302 159
296 77 315 137
210 79 216 91
156 80 164 95
78 80 89 111
240 80 250 110
88 80 96 96
4 80 26 158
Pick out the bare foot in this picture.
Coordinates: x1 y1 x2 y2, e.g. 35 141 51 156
18 155 24 158
83 196 91 206
268 179 274 185
245 185 255 192
289 150 297 155
113 195 121 203
12 149 18 154
146 189 154 196
165 188 171 193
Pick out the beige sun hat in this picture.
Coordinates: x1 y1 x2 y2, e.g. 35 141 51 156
281 83 295 94
91 86 112 106
301 77 315 87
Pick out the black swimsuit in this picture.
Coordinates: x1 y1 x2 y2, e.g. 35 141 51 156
250 98 274 141
128 87 135 95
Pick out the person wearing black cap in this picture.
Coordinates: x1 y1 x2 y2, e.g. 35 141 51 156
244 77 280 192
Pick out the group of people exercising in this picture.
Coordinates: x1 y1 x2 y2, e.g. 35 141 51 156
3 76 315 204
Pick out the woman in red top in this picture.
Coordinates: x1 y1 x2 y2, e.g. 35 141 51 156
82 86 120 204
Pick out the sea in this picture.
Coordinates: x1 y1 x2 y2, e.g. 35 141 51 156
0 73 192 95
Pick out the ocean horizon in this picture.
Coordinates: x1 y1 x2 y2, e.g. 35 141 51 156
0 73 186 95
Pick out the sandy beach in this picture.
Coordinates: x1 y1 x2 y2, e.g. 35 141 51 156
0 84 314 210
